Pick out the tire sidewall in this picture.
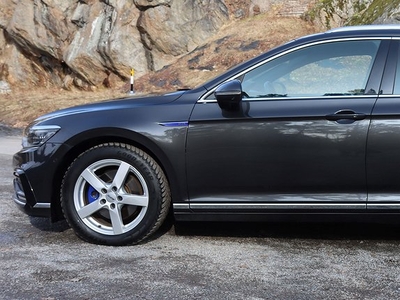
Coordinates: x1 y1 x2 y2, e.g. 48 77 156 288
61 144 164 245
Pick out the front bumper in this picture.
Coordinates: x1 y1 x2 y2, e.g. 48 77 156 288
12 141 67 218
13 168 51 217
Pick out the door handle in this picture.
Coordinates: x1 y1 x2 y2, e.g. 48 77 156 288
326 110 366 122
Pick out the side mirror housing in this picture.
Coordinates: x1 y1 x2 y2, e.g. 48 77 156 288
215 80 242 111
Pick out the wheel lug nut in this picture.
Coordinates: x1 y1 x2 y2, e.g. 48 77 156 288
100 199 106 205
101 188 107 194
110 203 115 209
112 186 117 192
117 196 123 201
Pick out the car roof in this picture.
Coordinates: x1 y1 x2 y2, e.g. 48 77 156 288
294 24 400 44
327 24 400 34
322 24 400 42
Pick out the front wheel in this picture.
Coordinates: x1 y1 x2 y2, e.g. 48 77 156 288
61 143 171 245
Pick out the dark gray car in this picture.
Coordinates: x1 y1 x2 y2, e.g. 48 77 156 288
12 25 400 245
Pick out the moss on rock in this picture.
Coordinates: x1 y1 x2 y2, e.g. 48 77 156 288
348 0 400 25
307 0 400 28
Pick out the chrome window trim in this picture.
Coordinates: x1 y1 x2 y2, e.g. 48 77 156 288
198 94 378 104
199 37 392 102
377 94 400 98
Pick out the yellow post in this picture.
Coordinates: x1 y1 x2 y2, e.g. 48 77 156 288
129 68 135 94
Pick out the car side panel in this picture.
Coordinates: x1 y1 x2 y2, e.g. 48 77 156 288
186 97 375 206
367 40 400 208
367 98 400 206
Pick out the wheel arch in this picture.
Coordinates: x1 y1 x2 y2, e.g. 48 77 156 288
50 127 182 222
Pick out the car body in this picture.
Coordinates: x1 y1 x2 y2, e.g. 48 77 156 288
12 24 400 245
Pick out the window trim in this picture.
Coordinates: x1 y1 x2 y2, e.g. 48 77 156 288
198 37 391 104
382 39 400 95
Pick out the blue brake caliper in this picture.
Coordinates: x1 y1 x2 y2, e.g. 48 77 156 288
87 185 100 203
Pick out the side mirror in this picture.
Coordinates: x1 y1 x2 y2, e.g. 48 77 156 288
215 79 242 111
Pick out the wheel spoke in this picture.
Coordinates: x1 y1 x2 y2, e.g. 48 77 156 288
77 200 103 219
112 161 131 190
109 208 124 234
121 194 149 207
68 153 160 242
81 169 107 192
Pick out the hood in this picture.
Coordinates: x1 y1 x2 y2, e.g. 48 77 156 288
33 90 187 124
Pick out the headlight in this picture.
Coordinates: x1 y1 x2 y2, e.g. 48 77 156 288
22 125 61 148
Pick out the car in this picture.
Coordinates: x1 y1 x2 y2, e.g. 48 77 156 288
12 24 400 245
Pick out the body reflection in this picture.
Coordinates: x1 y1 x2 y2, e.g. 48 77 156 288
187 96 376 204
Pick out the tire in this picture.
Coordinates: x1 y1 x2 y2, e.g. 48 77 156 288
61 143 171 246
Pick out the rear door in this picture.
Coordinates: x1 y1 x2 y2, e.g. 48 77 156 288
187 39 389 212
367 40 400 208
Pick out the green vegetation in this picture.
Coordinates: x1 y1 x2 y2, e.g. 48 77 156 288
306 0 400 28
348 0 400 25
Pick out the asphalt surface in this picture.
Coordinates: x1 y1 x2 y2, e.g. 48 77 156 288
1 129 400 299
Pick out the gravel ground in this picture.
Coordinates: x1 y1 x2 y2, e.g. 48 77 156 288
1 132 400 300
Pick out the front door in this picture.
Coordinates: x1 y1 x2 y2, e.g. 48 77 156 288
186 39 388 211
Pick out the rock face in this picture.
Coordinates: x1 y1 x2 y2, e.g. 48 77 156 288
138 0 229 70
0 0 325 91
249 0 316 17
309 0 400 29
0 0 229 89
309 0 373 28
1 0 399 91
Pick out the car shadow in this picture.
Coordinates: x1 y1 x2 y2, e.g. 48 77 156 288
29 214 400 242
173 221 400 241
29 217 70 232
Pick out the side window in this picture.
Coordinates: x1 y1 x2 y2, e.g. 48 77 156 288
241 40 381 99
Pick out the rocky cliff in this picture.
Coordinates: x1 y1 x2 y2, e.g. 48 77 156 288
2 0 398 94
309 0 400 28
0 0 230 90
0 0 315 92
